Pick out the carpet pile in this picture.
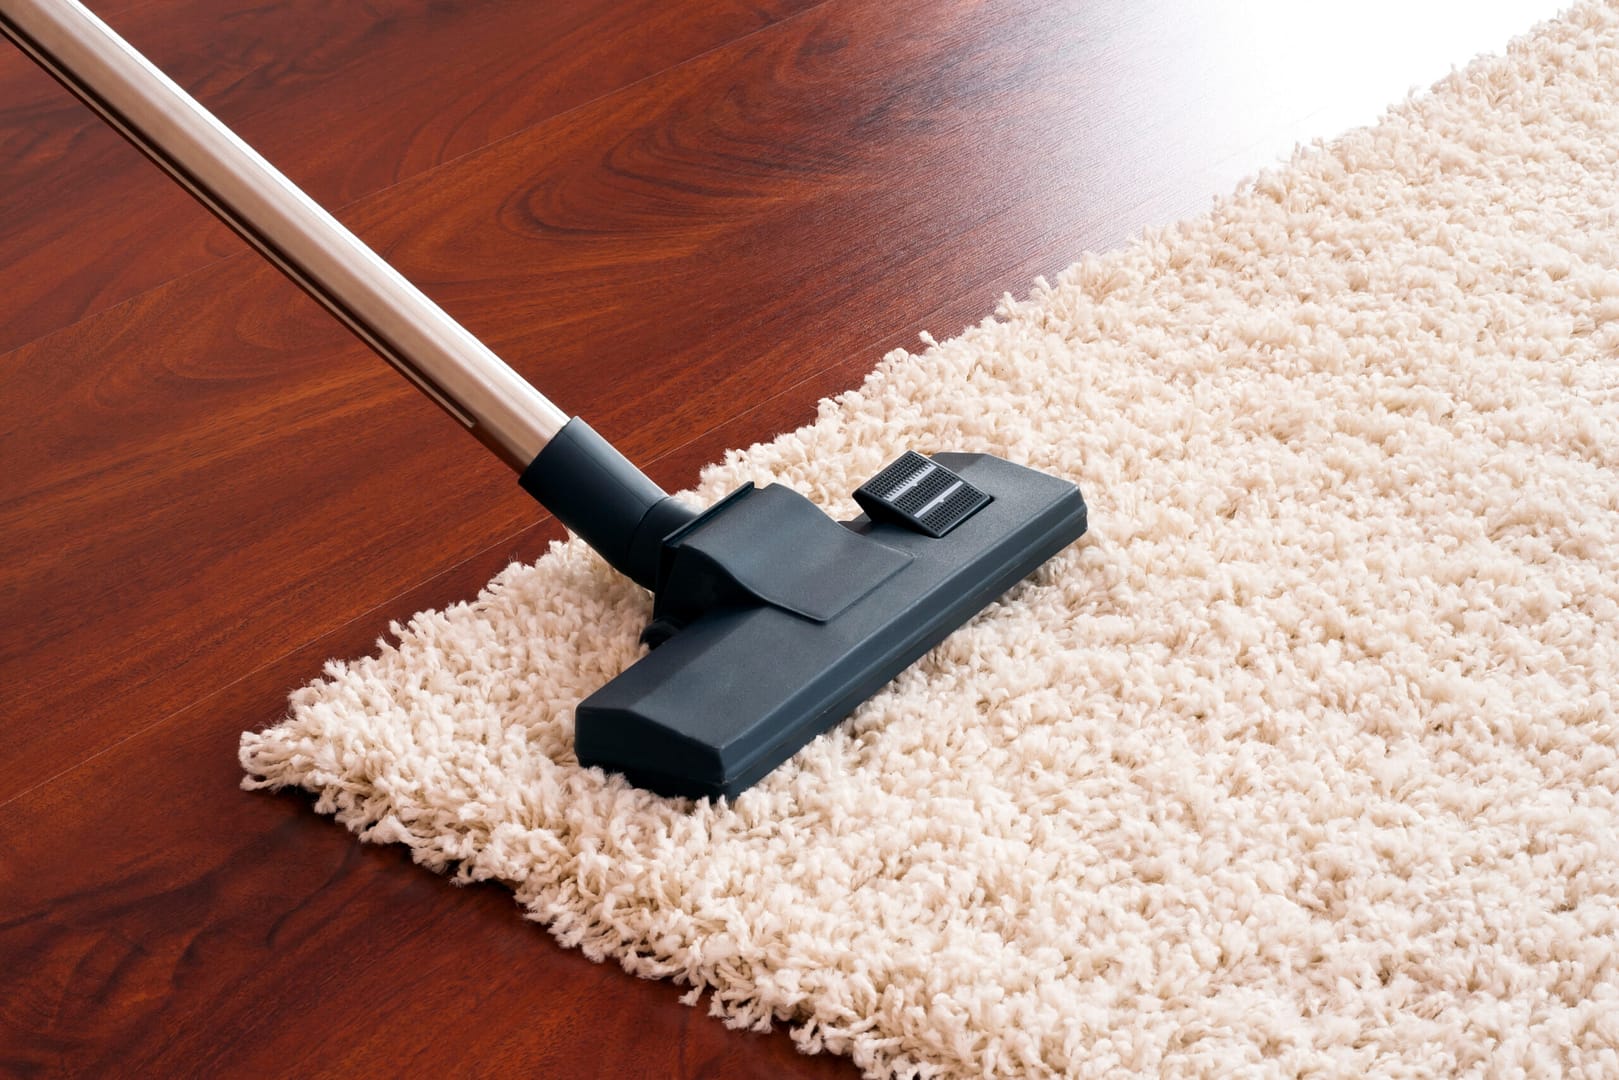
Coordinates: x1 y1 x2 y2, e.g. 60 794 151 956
242 5 1619 1075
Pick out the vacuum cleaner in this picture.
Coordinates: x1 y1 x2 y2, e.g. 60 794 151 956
1 0 1088 799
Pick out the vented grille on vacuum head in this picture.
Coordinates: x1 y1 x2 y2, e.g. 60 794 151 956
853 451 992 537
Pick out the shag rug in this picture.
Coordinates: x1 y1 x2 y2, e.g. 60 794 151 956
241 5 1619 1076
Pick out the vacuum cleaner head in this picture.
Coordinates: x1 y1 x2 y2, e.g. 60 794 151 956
524 423 1087 800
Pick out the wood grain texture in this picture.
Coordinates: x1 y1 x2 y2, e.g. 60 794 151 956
0 0 1563 1075
0 592 851 1079
0 0 816 355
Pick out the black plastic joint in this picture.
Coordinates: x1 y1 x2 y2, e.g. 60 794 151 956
518 417 696 590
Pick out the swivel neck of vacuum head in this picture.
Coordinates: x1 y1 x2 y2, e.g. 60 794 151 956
518 418 697 591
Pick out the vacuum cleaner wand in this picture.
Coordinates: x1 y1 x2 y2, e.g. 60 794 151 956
4 0 1088 799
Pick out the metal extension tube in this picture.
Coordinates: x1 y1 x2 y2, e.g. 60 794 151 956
0 0 568 470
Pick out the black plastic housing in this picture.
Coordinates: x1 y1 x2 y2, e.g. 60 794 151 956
518 418 695 589
573 452 1087 799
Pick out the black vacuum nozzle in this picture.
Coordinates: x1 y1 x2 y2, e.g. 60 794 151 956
523 421 1087 800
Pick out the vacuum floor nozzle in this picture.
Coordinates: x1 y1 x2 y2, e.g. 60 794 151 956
571 448 1087 799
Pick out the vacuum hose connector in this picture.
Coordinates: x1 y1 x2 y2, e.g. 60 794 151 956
518 419 697 590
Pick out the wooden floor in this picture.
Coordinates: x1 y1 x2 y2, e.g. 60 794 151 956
0 0 1560 1074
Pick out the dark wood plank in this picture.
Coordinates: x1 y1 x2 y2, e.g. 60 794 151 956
0 582 852 1079
0 0 1563 1075
0 0 817 354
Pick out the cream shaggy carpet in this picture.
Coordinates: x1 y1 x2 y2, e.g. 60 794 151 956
241 4 1619 1076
